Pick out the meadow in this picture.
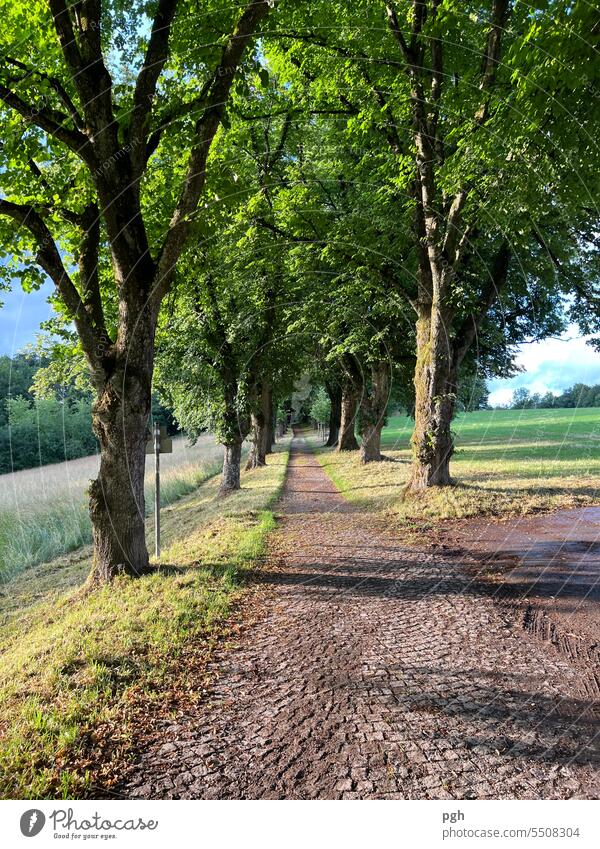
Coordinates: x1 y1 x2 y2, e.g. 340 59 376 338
0 435 225 582
315 407 600 523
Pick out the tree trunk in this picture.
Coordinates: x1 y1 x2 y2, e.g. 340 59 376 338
220 439 243 494
325 381 341 447
88 353 153 582
337 367 361 452
263 383 275 455
266 414 275 453
410 303 455 488
245 409 267 470
246 381 270 470
359 361 390 463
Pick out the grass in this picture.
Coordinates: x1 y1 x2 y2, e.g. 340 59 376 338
313 408 600 524
0 438 290 799
0 435 225 582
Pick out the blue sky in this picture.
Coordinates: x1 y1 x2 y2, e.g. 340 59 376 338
2 286 600 406
0 281 56 356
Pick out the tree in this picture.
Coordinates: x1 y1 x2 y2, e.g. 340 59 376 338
0 0 272 581
309 386 331 425
154 98 304 492
266 0 600 487
0 353 41 425
511 387 531 409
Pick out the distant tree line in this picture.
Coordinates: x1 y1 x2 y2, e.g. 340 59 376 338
511 384 600 410
0 354 178 474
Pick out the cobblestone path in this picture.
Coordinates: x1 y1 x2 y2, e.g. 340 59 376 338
125 437 599 799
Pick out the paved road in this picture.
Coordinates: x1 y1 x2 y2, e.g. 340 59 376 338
125 437 599 799
435 508 600 690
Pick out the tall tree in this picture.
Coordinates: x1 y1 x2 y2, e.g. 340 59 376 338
0 0 272 580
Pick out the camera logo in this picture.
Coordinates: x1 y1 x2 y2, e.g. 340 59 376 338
20 810 46 837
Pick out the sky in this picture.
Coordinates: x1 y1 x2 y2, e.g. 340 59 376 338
0 281 56 357
487 326 600 407
1 286 600 406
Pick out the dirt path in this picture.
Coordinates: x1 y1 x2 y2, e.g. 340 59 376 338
124 437 599 799
434 509 600 693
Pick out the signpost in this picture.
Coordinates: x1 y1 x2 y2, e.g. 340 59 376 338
146 423 172 558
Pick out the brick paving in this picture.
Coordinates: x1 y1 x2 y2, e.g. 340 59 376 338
124 437 600 799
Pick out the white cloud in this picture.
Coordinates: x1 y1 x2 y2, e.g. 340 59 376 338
487 325 600 407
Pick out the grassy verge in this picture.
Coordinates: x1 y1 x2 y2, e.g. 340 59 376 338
0 436 224 582
0 439 290 799
311 408 600 527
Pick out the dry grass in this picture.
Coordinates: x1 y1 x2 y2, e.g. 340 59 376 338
0 435 225 581
0 438 290 799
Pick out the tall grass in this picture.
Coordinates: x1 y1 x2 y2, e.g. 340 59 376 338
0 435 224 582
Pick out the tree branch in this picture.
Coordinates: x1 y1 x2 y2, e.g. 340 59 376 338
0 199 102 362
153 0 272 304
385 3 411 63
4 56 84 129
130 0 180 173
48 0 118 160
0 78 93 164
453 240 511 368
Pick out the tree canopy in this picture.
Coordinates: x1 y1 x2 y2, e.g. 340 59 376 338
1 0 598 582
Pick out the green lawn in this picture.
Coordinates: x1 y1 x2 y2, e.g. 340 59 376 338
314 408 600 522
382 407 600 459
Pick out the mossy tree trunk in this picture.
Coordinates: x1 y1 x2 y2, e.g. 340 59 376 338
409 300 456 488
385 0 511 489
359 360 390 464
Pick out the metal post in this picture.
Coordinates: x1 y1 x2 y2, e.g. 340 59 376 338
154 421 160 559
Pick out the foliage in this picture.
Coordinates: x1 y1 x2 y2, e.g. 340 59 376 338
0 396 97 474
511 383 600 410
309 387 331 424
0 353 44 425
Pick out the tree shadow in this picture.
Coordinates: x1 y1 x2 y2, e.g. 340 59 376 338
359 666 600 768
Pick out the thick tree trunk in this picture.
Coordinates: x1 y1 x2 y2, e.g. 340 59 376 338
410 303 455 488
360 422 384 463
88 350 153 582
245 410 267 470
220 439 243 494
359 361 390 463
325 381 342 447
337 371 360 452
